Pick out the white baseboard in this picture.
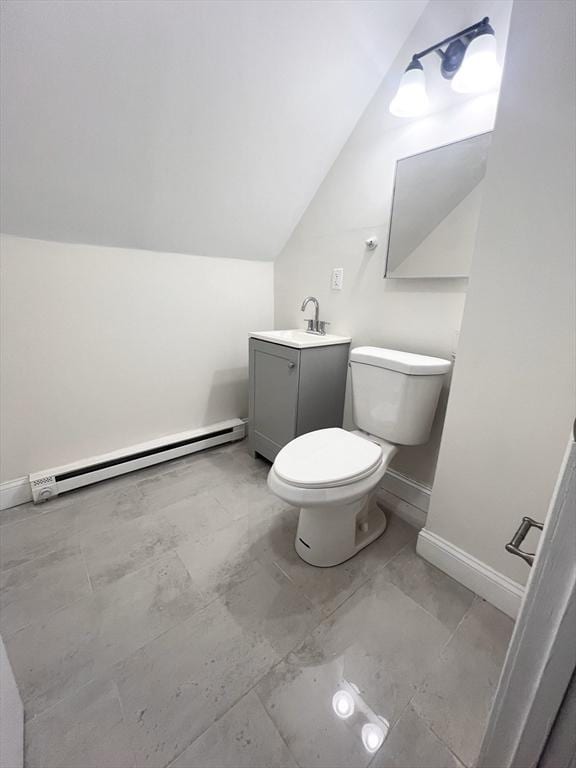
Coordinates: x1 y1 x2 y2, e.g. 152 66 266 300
4 418 245 510
378 469 431 529
417 528 525 619
0 477 32 511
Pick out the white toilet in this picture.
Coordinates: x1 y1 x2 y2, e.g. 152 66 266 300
267 346 451 567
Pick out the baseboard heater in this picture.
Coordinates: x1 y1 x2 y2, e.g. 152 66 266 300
29 418 246 503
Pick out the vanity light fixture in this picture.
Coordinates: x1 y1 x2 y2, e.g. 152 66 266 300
390 17 501 118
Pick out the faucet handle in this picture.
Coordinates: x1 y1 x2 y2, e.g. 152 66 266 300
304 318 315 332
318 320 331 335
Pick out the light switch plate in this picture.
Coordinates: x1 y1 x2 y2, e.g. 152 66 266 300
331 267 344 290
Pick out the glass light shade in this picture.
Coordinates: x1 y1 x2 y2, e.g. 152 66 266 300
452 32 501 93
389 66 429 117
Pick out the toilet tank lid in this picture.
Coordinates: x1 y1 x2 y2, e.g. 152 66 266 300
350 347 451 375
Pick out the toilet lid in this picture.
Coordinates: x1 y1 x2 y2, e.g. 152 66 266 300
274 428 383 488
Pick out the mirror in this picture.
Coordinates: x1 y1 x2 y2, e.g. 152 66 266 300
385 132 492 279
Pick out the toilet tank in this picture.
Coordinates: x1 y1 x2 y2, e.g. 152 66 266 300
349 347 451 445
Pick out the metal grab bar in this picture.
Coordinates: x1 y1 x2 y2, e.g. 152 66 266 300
505 516 544 567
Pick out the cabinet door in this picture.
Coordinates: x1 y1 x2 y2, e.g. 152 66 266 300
297 344 349 435
250 340 299 459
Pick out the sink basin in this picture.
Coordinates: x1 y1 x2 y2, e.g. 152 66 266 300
249 329 351 349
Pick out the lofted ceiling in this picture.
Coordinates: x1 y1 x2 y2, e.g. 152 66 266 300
0 0 427 260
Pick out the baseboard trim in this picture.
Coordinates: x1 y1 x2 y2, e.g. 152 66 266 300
0 477 32 511
417 528 525 619
3 419 246 510
378 469 431 529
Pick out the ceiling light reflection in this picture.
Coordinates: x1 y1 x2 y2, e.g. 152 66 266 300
362 722 387 754
332 690 355 720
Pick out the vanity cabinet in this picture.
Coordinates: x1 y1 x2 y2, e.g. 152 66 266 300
248 337 350 462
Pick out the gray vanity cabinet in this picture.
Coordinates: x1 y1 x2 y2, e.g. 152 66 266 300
248 338 350 462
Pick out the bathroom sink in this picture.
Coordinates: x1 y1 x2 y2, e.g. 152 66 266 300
249 329 351 349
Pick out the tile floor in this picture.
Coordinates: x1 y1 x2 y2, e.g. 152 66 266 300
0 439 514 768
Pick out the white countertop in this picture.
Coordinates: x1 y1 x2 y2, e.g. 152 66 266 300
249 329 351 349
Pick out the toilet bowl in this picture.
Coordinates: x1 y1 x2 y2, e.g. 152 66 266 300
267 346 451 567
268 428 397 566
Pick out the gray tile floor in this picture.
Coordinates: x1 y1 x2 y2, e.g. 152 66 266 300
0 440 514 768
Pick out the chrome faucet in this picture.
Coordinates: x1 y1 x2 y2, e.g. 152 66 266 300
300 296 329 335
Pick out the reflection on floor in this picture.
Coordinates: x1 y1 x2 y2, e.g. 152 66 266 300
0 439 513 768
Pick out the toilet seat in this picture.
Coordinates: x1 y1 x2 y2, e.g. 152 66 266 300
274 428 383 489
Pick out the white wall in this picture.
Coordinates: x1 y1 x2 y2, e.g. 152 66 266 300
423 0 576 587
274 0 512 487
0 236 273 482
0 634 23 768
0 0 426 262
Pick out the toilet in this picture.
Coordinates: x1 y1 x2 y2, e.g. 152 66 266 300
267 346 451 566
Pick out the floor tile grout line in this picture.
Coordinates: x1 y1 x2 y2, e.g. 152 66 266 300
414 594 479 693
417 714 471 768
366 696 415 768
0 507 47 531
160 652 303 768
374 689 468 768
18 474 276 719
21 587 225 726
261 557 319 613
0 446 267 577
0 463 233 575
146 551 338 768
0 539 86 579
408 595 508 768
20 572 226 723
12 451 485 767
10 508 298 716
364 591 478 768
404 596 482 766
375 537 479 636
86 537 186 593
1 591 90 643
6 540 200 643
5 446 269 682
0 488 152 576
390 577 473 633
110 680 138 767
204 555 399 767
4 480 260 601
362 589 481 768
368 576 467 762
24 671 106 725
0 439 248 535
268 526 421 626
0 536 80 577
266 546 375 622
253 682 304 768
79 538 95 594
381 537 415 567
161 655 297 768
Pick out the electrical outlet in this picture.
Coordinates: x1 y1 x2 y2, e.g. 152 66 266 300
331 267 344 290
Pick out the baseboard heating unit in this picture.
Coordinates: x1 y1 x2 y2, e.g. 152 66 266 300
29 418 246 503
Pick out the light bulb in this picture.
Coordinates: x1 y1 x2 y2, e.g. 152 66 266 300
332 690 355 719
362 723 386 754
452 31 501 94
389 61 429 118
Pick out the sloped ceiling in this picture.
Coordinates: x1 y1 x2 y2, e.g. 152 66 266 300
0 0 427 260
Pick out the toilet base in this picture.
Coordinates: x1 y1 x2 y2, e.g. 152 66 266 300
294 493 387 567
